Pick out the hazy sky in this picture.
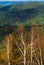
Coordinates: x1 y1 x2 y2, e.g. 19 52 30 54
0 0 44 1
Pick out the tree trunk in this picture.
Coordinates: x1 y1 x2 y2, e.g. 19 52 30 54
24 47 26 65
31 27 33 65
7 39 10 65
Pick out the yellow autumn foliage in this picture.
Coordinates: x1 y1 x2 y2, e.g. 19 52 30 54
1 52 7 62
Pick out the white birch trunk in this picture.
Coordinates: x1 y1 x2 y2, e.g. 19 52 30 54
37 35 43 65
24 47 26 65
7 39 10 65
39 47 43 65
31 27 33 65
21 34 26 65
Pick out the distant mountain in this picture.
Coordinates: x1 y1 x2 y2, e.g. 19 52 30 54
0 1 25 6
0 2 44 26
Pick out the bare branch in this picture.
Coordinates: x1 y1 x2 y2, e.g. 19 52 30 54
20 34 31 50
20 34 25 46
34 53 40 65
26 44 31 50
15 40 24 56
37 35 43 65
32 48 39 53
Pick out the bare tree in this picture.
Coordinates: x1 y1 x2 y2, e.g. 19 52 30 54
20 34 26 65
37 33 43 65
14 26 43 65
14 32 31 65
6 25 43 65
30 25 43 65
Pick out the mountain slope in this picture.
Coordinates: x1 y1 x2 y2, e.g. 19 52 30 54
0 2 44 26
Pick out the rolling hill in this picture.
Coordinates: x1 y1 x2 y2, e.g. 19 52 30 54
0 2 44 26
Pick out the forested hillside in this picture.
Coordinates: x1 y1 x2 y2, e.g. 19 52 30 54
0 2 44 65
